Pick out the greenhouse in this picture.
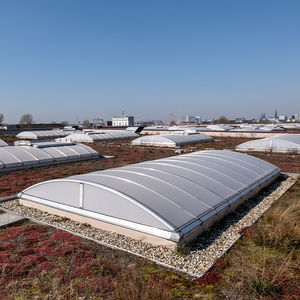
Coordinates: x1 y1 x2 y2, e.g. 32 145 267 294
18 150 280 247
131 133 213 147
16 130 70 140
57 131 138 143
236 134 300 153
0 138 8 147
0 141 100 173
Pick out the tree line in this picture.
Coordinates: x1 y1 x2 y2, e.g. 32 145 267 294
0 113 92 127
0 113 34 126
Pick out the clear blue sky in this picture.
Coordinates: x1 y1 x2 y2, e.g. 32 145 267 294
0 0 299 123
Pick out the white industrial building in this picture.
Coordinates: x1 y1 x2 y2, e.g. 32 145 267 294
112 116 134 127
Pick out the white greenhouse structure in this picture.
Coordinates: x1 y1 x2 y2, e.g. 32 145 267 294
57 131 138 143
16 130 70 140
0 138 8 147
18 150 280 247
131 134 213 147
0 141 100 173
236 134 300 153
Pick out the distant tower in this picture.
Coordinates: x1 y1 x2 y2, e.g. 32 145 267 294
260 113 266 120
275 109 278 119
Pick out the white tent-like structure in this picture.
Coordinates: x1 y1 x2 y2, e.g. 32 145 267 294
16 130 69 140
131 134 213 147
0 141 100 173
57 131 138 143
18 150 280 247
0 138 8 147
236 134 300 153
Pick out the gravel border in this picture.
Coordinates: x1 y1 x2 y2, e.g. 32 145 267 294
0 175 297 277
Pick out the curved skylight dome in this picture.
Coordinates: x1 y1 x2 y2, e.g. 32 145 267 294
281 124 300 129
236 134 300 153
168 126 213 132
57 131 138 143
206 125 233 131
19 150 280 245
0 142 100 173
230 127 266 132
131 134 213 147
17 130 69 140
230 125 284 132
0 138 8 147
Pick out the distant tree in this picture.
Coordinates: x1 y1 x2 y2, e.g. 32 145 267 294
169 120 176 126
213 116 229 124
19 114 33 127
0 113 4 124
51 121 57 124
82 120 90 127
61 121 69 126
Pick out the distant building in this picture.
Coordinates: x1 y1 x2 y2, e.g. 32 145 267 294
268 117 277 123
295 112 300 122
93 118 104 129
194 116 202 123
134 120 143 126
112 116 134 127
278 115 287 122
141 120 163 126
260 113 266 121
104 121 112 127
185 115 195 123
235 117 246 123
